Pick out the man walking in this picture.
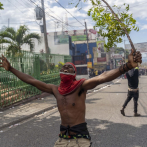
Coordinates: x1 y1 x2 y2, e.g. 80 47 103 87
0 49 142 146
120 67 140 117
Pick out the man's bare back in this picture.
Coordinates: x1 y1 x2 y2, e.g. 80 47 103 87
53 85 86 135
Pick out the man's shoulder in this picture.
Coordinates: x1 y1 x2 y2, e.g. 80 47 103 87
50 84 59 92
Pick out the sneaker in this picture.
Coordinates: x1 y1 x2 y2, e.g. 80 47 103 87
134 113 141 117
120 109 125 116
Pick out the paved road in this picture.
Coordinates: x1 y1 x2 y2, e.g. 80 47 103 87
1 76 147 147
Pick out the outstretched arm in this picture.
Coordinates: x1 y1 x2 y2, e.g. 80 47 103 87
82 49 142 91
0 55 54 94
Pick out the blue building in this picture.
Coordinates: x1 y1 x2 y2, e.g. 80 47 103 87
75 42 97 65
70 42 97 75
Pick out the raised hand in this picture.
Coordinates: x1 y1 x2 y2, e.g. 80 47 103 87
128 49 142 69
0 55 11 71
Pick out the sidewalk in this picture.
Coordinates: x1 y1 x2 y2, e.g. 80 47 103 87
0 78 121 130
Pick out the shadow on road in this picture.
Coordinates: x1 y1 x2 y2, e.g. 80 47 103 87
86 98 101 104
113 82 121 84
1 114 147 147
125 115 147 117
86 118 147 147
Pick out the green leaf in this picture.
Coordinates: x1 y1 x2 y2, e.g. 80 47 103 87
74 0 138 50
0 2 4 10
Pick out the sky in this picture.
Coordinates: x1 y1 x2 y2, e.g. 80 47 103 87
0 0 147 48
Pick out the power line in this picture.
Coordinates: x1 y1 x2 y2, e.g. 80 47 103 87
23 0 34 8
15 0 28 8
54 0 85 27
35 0 64 22
28 0 79 30
4 0 85 32
0 21 35 24
7 0 24 13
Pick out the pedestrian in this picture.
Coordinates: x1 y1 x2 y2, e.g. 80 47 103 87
98 70 101 75
0 49 142 147
120 67 141 117
94 70 98 76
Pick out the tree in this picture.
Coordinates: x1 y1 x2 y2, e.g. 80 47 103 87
115 47 129 59
71 0 139 51
0 2 3 10
0 25 41 54
0 25 41 72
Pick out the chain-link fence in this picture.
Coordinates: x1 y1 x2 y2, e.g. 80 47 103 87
0 47 71 108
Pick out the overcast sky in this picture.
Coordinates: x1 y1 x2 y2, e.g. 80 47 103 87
0 0 147 48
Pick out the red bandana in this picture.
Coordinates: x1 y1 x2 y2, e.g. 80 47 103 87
58 62 86 96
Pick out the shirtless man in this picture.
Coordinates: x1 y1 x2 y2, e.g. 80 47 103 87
0 49 142 147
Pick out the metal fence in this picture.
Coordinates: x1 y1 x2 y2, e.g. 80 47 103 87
0 47 71 108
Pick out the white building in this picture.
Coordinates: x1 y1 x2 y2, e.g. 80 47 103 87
22 29 98 55
125 42 147 52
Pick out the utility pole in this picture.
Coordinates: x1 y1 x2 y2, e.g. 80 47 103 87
41 0 49 54
124 38 126 63
85 21 90 62
85 21 90 77
8 18 9 28
55 21 56 32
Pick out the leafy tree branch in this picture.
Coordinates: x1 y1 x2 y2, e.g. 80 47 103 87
70 0 139 52
0 2 4 10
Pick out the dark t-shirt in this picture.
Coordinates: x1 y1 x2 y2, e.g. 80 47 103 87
126 69 139 89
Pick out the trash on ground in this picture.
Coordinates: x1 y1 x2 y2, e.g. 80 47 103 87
9 125 14 128
14 124 20 126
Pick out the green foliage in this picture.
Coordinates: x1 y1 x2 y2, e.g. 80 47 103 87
40 59 47 72
115 47 129 58
55 62 64 70
0 25 41 56
0 2 3 10
115 47 125 54
49 63 55 70
72 0 139 51
87 1 139 50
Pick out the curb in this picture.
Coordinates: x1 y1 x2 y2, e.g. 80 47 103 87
0 104 56 130
0 92 52 110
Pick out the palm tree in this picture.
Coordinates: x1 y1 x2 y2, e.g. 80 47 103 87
0 25 41 72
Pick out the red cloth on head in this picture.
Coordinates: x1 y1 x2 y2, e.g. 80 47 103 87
58 62 86 96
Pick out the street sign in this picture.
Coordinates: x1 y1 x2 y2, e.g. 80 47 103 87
112 54 123 59
94 62 106 65
87 54 92 59
87 62 92 68
97 57 106 62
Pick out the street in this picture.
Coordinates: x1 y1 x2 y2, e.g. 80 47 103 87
1 76 147 147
